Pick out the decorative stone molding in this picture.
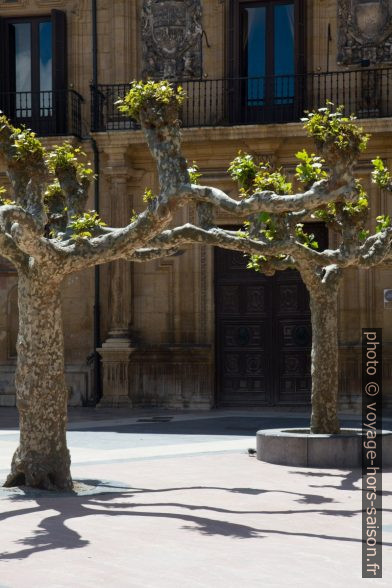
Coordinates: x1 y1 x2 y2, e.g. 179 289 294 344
0 0 27 9
155 256 177 343
0 364 92 406
97 347 135 408
0 0 78 9
141 0 203 79
129 346 213 408
338 0 392 65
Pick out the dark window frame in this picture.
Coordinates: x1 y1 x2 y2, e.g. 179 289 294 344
4 15 52 96
228 0 306 78
0 10 67 134
227 0 306 123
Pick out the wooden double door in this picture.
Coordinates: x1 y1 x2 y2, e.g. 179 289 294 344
215 225 326 406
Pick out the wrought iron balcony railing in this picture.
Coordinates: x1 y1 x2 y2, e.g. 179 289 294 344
0 89 84 138
91 67 392 132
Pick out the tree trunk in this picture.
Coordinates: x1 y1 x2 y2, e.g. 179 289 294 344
309 285 341 434
3 271 72 490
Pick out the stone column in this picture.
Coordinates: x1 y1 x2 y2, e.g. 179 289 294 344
98 150 135 407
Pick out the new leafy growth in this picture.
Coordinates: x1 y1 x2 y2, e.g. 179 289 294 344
116 80 186 121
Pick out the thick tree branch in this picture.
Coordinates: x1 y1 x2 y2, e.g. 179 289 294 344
128 247 180 262
56 167 90 225
47 202 178 273
0 205 55 262
358 228 392 267
180 179 356 217
0 118 48 226
143 224 295 257
0 231 27 268
253 255 296 276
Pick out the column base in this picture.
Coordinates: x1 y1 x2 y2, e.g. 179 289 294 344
97 344 135 408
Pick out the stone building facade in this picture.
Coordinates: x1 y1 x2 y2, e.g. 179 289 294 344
0 0 391 410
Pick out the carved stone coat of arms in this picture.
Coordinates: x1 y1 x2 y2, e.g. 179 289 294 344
338 0 392 64
142 0 203 79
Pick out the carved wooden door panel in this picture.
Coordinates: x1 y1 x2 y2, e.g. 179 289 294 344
273 269 312 404
215 248 273 405
214 224 327 406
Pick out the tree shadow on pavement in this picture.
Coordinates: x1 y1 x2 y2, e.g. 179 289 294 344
289 468 392 495
1 479 391 561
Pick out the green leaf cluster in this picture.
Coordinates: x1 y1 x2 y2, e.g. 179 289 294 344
142 188 156 204
247 254 268 271
301 103 369 154
342 180 368 215
371 157 391 189
295 149 328 187
358 229 370 241
44 181 64 203
228 152 292 195
0 115 45 162
228 153 258 190
253 165 292 195
314 180 368 225
116 80 186 120
313 202 337 224
69 210 106 240
241 212 278 242
246 253 287 274
0 186 14 206
295 223 319 249
187 161 202 184
260 215 278 241
376 214 391 233
130 209 139 223
46 143 94 181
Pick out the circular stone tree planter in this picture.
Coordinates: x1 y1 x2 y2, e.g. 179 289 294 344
256 428 392 468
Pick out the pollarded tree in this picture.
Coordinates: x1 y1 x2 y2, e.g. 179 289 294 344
0 83 364 490
120 100 392 436
219 106 392 434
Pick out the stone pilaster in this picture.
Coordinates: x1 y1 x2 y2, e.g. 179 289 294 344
98 150 134 407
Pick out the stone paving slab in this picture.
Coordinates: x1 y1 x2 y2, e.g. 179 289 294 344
0 410 391 587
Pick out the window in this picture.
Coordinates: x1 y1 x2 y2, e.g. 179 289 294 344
0 10 67 133
229 0 306 122
10 18 53 119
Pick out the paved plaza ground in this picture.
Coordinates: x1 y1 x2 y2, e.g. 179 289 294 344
0 407 391 587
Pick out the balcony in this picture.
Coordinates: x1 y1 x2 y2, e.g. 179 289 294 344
0 89 84 138
91 67 392 132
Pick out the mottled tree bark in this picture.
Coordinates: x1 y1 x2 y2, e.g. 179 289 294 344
4 271 71 490
308 277 341 434
2 89 390 488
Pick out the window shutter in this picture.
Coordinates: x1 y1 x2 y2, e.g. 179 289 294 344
296 0 306 75
51 9 67 91
227 1 240 124
227 1 236 77
0 18 9 95
51 10 67 134
0 18 14 117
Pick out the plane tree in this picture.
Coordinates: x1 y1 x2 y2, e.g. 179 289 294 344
0 83 385 490
120 98 392 436
218 107 392 434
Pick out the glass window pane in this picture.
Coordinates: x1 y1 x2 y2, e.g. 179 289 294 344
244 7 265 105
13 23 32 117
274 4 294 103
39 21 53 116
